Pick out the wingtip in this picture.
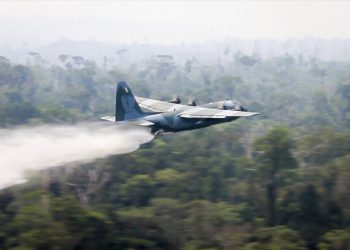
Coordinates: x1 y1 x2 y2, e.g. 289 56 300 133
241 112 260 117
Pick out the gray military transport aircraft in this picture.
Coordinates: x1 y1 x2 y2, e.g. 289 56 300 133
101 81 259 135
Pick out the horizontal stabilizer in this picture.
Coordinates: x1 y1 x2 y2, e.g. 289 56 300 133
101 116 115 122
100 116 154 126
130 120 154 126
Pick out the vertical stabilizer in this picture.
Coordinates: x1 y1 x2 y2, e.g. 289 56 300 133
115 81 145 121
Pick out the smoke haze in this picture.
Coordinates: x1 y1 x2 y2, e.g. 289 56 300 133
0 123 154 189
1 1 350 47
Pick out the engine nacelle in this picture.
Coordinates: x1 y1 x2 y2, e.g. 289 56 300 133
222 100 247 111
222 100 235 110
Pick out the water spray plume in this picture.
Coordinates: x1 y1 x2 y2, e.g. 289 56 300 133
0 123 154 189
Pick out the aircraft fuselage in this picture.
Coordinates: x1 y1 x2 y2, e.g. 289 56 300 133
143 109 239 133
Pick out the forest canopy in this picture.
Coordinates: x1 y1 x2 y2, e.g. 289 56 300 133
0 41 350 250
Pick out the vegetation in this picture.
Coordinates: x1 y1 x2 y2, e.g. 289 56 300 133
1 48 350 250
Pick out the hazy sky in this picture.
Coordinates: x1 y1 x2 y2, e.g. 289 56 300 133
1 1 350 47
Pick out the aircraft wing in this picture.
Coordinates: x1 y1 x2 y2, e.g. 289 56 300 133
134 96 259 118
100 116 154 126
179 107 259 119
135 96 187 112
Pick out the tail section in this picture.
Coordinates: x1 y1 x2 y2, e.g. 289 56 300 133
115 81 145 121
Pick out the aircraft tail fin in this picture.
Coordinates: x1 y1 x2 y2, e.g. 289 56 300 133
115 81 145 121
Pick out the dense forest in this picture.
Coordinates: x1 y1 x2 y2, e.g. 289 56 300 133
1 42 350 250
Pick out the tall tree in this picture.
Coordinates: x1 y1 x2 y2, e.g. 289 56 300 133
254 127 297 226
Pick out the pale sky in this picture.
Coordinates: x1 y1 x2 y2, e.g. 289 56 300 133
0 1 350 47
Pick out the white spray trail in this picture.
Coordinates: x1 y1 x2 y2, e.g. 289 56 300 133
0 123 154 189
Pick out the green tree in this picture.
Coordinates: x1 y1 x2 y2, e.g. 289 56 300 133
319 229 350 250
297 184 325 249
254 127 297 226
121 175 155 206
243 226 306 250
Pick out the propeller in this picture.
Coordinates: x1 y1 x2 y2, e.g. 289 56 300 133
235 98 249 111
222 99 248 111
235 100 248 111
169 96 181 104
187 98 197 106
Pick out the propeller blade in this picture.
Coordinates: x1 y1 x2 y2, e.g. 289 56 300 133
169 96 181 104
187 97 197 106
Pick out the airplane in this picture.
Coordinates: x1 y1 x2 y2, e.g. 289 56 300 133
101 81 259 135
